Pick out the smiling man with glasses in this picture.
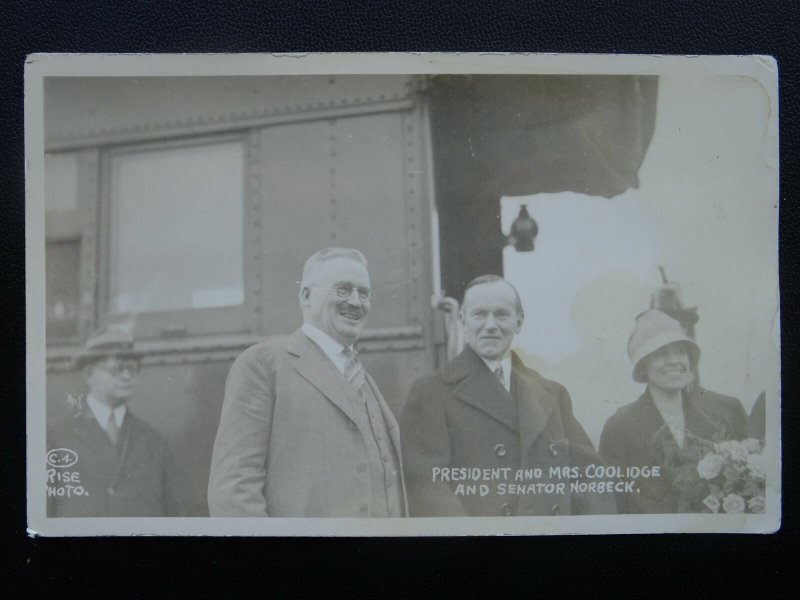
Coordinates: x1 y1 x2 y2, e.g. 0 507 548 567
46 323 179 517
209 247 407 518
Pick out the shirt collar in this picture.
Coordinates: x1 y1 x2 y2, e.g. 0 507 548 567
301 323 350 372
86 394 127 429
478 352 512 391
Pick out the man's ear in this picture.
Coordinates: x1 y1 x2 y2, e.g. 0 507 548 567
299 286 311 305
514 314 524 334
82 363 97 386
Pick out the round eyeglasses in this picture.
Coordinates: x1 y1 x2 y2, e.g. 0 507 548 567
98 360 140 376
308 284 373 303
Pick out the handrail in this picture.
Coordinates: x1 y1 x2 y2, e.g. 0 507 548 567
432 294 464 361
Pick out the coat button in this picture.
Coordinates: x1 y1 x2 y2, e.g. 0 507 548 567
107 487 115 495
501 503 514 516
549 443 559 457
359 504 369 514
356 463 366 473
551 504 561 516
350 421 358 430
494 443 507 457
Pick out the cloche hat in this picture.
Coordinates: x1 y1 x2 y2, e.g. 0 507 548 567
627 309 699 383
74 323 142 369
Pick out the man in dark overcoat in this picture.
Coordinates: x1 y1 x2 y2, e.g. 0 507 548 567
47 324 179 517
401 275 616 517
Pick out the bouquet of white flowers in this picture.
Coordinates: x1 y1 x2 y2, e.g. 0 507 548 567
695 438 766 514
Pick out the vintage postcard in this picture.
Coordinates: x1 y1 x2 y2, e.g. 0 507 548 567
26 53 780 536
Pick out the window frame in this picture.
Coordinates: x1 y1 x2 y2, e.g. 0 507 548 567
94 131 260 341
44 149 98 347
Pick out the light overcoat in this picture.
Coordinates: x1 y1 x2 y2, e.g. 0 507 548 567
208 330 408 517
401 346 616 517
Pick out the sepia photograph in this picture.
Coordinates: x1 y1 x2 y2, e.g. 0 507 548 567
25 53 780 536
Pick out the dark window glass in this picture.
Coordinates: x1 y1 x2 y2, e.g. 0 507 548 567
46 240 80 340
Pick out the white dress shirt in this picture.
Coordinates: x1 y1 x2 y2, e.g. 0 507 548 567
301 322 351 374
86 394 127 431
479 353 512 392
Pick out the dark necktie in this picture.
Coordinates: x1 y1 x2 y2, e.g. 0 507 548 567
494 364 504 380
494 365 506 389
106 413 120 446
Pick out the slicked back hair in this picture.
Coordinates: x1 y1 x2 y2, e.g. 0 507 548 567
300 247 369 290
461 274 524 319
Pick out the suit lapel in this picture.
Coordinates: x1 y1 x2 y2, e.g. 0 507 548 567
116 415 143 476
512 358 556 462
452 347 518 432
288 331 361 425
73 411 125 484
633 392 683 458
366 373 402 456
684 390 723 442
75 411 118 456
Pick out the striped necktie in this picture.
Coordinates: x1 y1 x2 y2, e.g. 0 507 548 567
494 365 506 390
342 347 366 394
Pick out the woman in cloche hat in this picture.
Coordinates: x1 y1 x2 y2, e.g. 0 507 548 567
598 309 748 514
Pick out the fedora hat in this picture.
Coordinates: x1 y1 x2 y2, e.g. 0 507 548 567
74 323 142 370
628 309 699 383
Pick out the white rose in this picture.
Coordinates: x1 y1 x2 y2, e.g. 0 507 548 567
702 495 721 513
697 453 724 479
747 495 766 514
742 438 762 454
746 453 767 481
722 493 746 514
717 441 748 463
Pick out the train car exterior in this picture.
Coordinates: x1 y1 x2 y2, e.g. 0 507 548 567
43 74 656 515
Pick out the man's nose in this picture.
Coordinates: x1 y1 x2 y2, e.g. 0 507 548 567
484 314 498 329
345 288 362 305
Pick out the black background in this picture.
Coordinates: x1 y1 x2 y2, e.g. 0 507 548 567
4 1 797 595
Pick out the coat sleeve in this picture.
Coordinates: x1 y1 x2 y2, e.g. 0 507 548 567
161 441 182 517
747 391 766 440
727 396 749 441
207 345 275 517
400 378 468 516
598 410 633 514
555 385 617 515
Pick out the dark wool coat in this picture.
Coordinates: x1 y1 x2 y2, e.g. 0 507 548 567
47 409 179 517
401 346 616 517
599 387 748 513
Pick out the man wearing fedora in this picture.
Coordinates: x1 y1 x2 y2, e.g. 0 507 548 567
46 324 179 517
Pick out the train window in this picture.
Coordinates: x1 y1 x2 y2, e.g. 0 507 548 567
46 240 81 340
45 151 81 343
45 152 78 213
102 137 248 338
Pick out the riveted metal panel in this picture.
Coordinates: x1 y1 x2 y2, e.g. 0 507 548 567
45 76 415 151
